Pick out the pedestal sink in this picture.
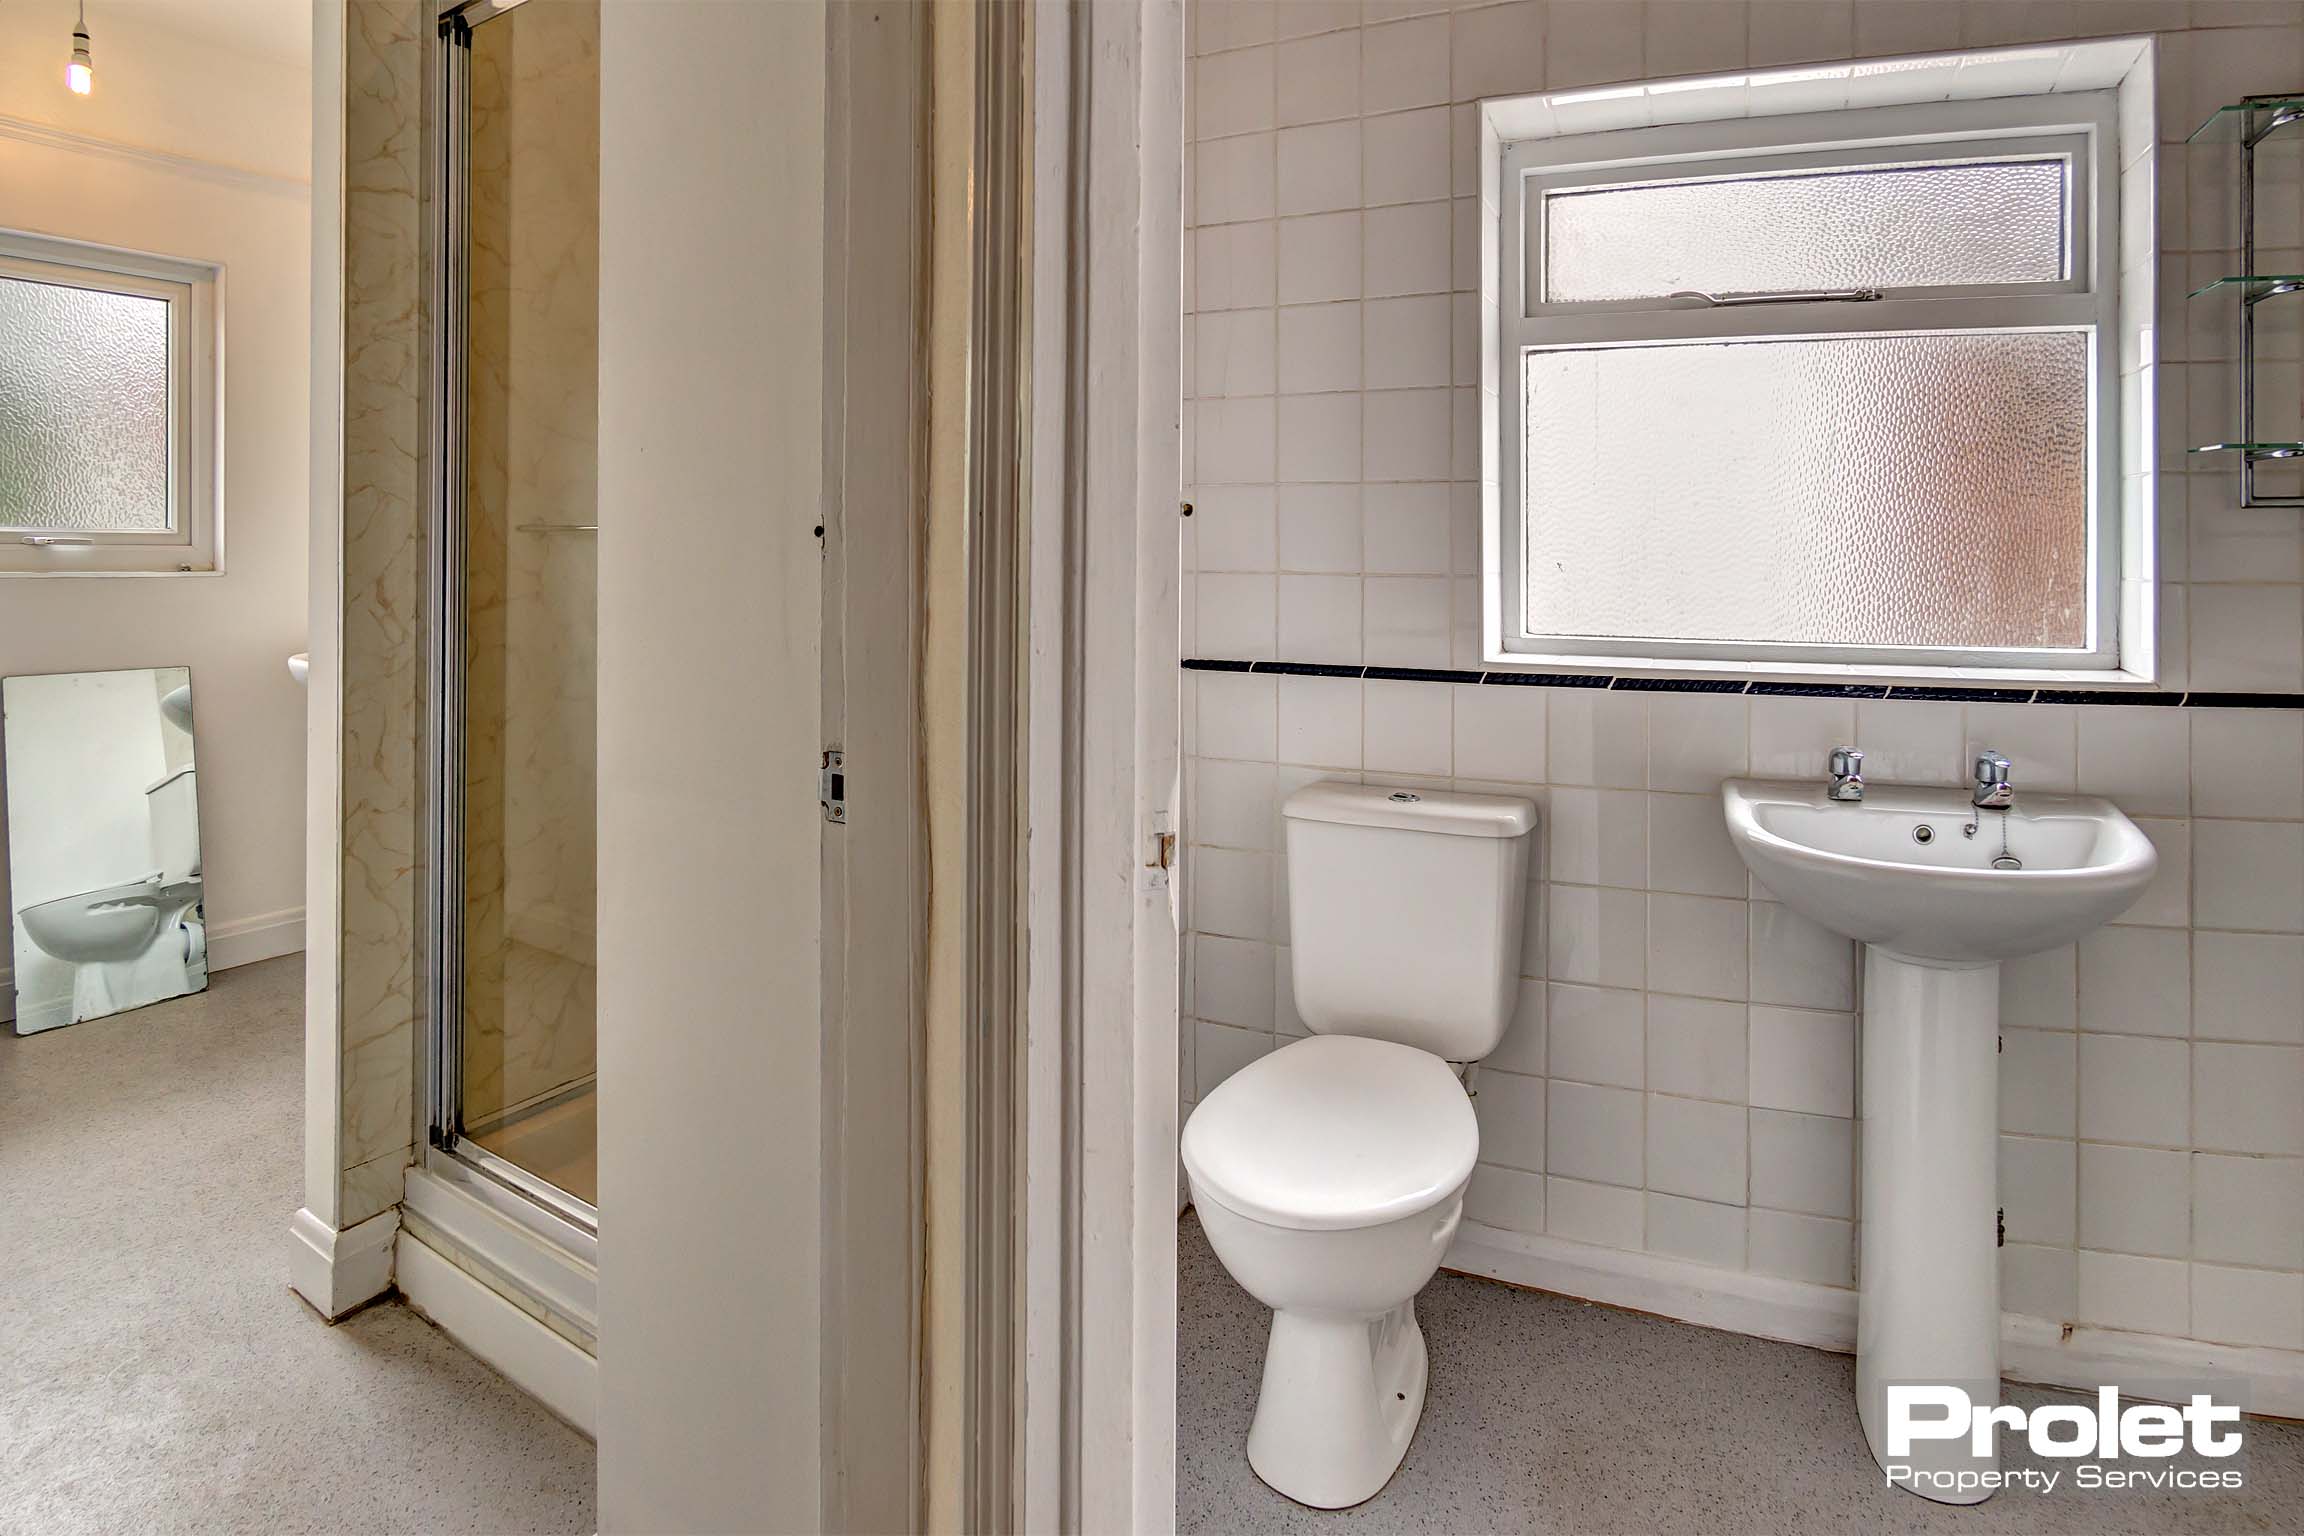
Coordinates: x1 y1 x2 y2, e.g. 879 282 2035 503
1722 776 2157 1503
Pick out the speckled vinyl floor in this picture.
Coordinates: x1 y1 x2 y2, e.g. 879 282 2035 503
1179 1210 2304 1536
0 957 595 1536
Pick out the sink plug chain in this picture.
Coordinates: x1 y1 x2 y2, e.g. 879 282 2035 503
1961 807 2024 870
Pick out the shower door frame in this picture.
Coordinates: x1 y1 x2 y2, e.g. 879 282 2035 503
419 0 600 1247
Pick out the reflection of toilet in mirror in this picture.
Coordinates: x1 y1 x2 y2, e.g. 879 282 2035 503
4 667 208 1034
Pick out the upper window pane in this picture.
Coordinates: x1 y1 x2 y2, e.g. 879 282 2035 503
0 275 171 534
1541 158 2068 303
1521 330 2090 650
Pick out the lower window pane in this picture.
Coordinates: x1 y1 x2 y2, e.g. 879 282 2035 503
1521 330 2090 651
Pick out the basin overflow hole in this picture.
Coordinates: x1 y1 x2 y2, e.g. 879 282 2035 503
1912 824 1936 845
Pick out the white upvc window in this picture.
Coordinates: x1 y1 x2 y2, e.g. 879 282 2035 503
0 229 220 575
1493 93 2123 677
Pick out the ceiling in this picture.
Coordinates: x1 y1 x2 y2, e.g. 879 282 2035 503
97 0 311 68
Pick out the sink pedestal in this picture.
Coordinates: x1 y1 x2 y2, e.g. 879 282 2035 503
1856 947 2002 1506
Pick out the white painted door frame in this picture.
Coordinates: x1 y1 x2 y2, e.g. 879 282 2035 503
1021 0 1185 1529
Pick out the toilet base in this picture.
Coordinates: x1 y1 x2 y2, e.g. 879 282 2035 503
1246 1300 1428 1509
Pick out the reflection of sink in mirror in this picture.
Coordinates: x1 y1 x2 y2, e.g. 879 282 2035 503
2 667 208 1033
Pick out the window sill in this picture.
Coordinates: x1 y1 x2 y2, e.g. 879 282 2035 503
1488 651 2158 692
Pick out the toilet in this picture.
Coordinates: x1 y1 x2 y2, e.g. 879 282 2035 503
1182 781 1535 1509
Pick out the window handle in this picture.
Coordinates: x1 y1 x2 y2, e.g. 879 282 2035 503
19 535 93 546
1670 287 1885 307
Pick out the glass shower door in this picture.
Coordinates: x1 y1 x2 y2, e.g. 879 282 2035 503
434 0 599 1217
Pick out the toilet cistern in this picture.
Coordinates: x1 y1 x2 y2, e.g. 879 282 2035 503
1722 772 2155 1503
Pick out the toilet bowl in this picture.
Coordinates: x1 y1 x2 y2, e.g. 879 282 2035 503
1182 783 1535 1508
1185 1035 1476 1508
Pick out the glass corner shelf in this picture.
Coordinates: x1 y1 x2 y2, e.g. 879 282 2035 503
2189 97 2304 144
2189 274 2304 302
2190 441 2304 460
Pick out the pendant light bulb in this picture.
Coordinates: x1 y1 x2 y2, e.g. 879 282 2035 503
66 3 93 96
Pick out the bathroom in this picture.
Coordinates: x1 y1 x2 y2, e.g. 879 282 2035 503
4 1 2304 1533
1175 0 2304 1529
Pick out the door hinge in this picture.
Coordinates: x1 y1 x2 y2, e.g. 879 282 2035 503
1143 813 1176 888
821 749 846 824
1997 1207 2006 1248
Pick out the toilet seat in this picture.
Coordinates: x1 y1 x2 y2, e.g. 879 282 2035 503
1183 1035 1477 1232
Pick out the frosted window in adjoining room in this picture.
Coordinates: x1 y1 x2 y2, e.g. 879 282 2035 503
0 276 170 533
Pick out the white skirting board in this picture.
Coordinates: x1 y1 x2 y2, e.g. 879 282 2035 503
397 1231 599 1438
288 1204 398 1320
1445 1220 2304 1421
0 905 304 1024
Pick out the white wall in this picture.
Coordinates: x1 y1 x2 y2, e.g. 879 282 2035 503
594 1 825 1528
1182 0 2304 1367
0 12 312 1007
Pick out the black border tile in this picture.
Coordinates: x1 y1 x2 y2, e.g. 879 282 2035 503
1889 686 2040 704
1609 677 1750 694
1747 682 1891 699
2033 689 2183 707
1482 670 1610 688
1365 666 1486 685
2184 692 2304 709
1253 661 1364 678
1180 657 1254 673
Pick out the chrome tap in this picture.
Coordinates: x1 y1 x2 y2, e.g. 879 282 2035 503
1972 749 2014 809
1827 746 1865 802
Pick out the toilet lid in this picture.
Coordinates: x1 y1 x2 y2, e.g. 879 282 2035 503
1182 1035 1477 1232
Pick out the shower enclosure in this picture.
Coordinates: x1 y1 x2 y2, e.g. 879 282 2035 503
426 0 599 1234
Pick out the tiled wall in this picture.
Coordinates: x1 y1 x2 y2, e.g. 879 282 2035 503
1182 0 2304 1358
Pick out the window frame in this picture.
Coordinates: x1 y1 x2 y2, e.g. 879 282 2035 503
0 229 222 576
1493 93 2122 677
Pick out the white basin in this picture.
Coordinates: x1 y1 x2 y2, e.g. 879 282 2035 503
1722 774 2156 1504
20 882 170 963
1722 779 2157 963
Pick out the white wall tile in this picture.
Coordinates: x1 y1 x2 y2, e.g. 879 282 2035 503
1549 690 1648 788
1195 219 1279 312
1198 131 1278 224
1276 120 1364 215
2001 1243 2077 1323
1645 1192 1747 1268
1196 670 1278 760
1278 303 1364 395
1648 894 1749 1000
1194 1019 1273 1098
1855 698 1965 787
1276 674 1363 766
1192 485 1279 572
2195 820 2304 932
2076 1250 2190 1335
2190 1265 2304 1350
1361 199 1452 297
1450 0 1546 102
2079 1033 2190 1146
1648 693 1748 792
1277 573 1364 661
1465 1160 1547 1232
1452 682 1547 782
1999 1133 2077 1246
2193 1152 2304 1268
1278 211 1363 302
1548 981 1644 1087
1966 702 2078 794
1749 901 1858 1011
2001 943 2078 1032
1197 44 1278 140
1487 977 1548 1074
1548 1078 1644 1186
1194 396 1278 483
1548 787 1648 889
2077 705 2191 816
1362 388 1453 480
1277 27 1362 126
1195 572 1278 660
2191 708 2304 819
1648 1094 1748 1205
2079 1142 2192 1257
2194 1042 2304 1154
1751 1108 1856 1219
1364 294 1453 387
1648 791 1748 898
1277 392 1363 482
1363 14 1453 114
1546 1174 1644 1249
1646 994 1747 1103
1549 883 1647 987
1362 106 1450 204
1364 677 1454 773
1195 934 1277 1029
2120 817 2192 929
1750 695 1856 779
2191 584 2304 692
1749 1006 1857 1118
2193 932 2304 1044
1749 1208 1853 1287
1363 483 1453 573
1364 575 1453 664
1473 1066 1548 1171
2001 1027 2077 1138
1278 483 1364 572
2078 925 2190 1037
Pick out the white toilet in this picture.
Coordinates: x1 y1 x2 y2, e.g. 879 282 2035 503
1182 781 1535 1509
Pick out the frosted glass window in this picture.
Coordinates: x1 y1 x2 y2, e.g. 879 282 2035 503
1542 159 2068 303
0 276 171 533
1520 332 2089 649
